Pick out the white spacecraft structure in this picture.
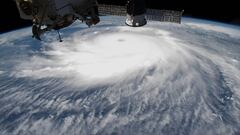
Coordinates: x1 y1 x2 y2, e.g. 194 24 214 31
15 0 183 41
15 0 100 40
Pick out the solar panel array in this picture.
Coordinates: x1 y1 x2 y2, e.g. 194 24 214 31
98 4 184 24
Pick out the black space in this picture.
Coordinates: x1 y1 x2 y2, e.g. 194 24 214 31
0 0 239 33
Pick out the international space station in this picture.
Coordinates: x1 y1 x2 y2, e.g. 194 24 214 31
15 0 183 41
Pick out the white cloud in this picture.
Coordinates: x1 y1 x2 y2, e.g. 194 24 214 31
13 26 184 87
183 17 240 38
2 16 240 135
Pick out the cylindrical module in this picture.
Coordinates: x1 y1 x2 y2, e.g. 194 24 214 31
126 0 147 27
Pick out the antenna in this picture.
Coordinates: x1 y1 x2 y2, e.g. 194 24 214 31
57 30 63 42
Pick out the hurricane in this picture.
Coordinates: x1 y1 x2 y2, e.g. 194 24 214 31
0 16 240 135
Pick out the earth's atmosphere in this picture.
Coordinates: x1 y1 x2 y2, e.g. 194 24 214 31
0 16 240 135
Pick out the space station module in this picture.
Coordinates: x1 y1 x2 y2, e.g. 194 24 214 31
126 0 147 27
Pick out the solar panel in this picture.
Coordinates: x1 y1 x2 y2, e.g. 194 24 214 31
98 4 184 24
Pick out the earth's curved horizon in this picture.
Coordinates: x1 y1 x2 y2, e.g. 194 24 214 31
0 16 240 135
